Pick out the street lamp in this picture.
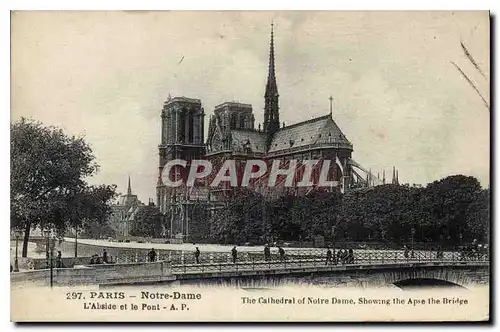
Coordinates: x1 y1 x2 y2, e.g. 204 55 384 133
331 226 336 250
13 230 21 272
411 227 415 259
74 227 78 258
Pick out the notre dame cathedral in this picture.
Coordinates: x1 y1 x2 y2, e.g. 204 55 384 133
156 25 369 242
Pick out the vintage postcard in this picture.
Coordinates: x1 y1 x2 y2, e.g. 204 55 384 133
10 10 490 322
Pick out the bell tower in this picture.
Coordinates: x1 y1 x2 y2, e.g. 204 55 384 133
157 96 206 213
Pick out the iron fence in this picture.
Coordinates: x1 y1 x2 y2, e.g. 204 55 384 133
114 247 488 273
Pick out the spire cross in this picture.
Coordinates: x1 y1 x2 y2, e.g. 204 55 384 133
329 96 333 115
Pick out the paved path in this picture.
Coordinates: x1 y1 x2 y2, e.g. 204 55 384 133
63 237 306 253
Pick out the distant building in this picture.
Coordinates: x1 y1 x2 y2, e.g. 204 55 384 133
109 176 144 237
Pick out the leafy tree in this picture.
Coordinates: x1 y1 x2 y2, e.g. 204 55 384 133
205 175 489 248
209 189 266 244
74 185 118 239
186 203 210 243
301 190 342 240
421 175 482 244
11 118 104 256
464 188 490 243
130 205 164 237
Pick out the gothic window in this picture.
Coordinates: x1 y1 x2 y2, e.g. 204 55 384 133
230 113 237 129
188 112 194 143
239 116 245 129
179 111 186 143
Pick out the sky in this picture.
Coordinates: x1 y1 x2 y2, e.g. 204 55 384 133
11 11 490 202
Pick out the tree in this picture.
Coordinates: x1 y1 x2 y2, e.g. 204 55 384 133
464 188 490 243
209 189 267 244
130 205 164 238
11 118 115 256
74 185 118 239
422 175 482 244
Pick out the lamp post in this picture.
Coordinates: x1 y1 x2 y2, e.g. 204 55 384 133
411 227 415 259
44 229 50 269
14 230 21 272
74 227 78 258
331 226 336 250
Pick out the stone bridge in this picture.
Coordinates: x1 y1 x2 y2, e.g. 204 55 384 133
167 261 489 289
11 259 488 289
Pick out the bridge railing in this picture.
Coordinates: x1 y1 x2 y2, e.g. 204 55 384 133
114 248 489 272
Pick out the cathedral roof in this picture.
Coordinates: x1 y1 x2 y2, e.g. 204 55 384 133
119 194 139 206
268 114 352 153
215 101 252 110
230 129 267 153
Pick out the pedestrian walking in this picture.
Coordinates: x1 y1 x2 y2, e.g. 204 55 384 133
403 245 409 260
278 246 285 262
148 248 157 262
348 248 354 264
102 249 109 264
194 247 200 264
56 250 63 268
326 248 332 265
264 245 271 261
231 246 237 264
436 245 443 259
337 249 344 265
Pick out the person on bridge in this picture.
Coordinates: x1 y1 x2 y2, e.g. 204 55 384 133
231 246 238 264
436 245 443 259
278 246 285 262
339 249 346 264
102 249 109 264
337 249 344 265
404 246 409 260
148 248 157 262
348 249 354 264
326 248 332 265
194 247 200 264
264 245 271 261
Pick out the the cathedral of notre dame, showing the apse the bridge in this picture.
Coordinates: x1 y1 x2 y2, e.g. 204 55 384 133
131 24 398 241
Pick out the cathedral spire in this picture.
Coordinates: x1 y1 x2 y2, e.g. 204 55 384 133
127 175 132 196
264 22 280 145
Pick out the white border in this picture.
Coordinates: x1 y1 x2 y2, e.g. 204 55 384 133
1 1 497 330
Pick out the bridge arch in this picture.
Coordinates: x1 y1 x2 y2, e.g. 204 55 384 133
392 277 466 290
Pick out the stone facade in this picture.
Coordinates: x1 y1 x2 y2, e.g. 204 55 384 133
156 25 354 241
109 176 145 237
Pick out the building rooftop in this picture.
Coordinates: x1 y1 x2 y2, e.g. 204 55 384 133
164 96 202 105
215 101 252 109
268 114 352 153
